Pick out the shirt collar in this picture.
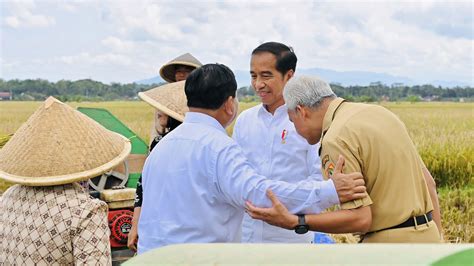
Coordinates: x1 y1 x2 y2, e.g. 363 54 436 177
184 112 227 133
322 97 346 133
258 103 288 118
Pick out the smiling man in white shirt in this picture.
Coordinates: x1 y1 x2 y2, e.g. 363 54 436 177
233 42 327 243
137 64 367 253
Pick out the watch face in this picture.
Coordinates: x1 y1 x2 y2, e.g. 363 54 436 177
295 225 309 234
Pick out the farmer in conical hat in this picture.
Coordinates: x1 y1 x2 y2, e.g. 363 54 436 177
127 81 188 252
127 53 202 252
159 53 202 83
0 97 131 265
149 53 202 146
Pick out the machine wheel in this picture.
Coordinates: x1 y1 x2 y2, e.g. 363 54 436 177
89 160 129 191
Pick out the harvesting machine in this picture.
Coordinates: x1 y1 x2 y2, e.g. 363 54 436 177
77 107 148 262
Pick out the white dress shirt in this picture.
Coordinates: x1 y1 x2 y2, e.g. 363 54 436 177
233 104 330 243
138 112 339 253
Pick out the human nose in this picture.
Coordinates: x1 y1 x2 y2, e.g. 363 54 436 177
253 77 266 91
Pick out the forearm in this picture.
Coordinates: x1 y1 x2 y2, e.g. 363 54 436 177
422 167 442 235
219 149 338 212
132 207 142 226
304 206 372 234
430 192 442 236
250 178 339 214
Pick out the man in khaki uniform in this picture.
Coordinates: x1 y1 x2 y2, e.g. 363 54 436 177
246 76 442 242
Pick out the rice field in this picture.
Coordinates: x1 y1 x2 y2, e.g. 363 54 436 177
0 100 473 242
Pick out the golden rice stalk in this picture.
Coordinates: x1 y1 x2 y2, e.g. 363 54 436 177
0 134 12 148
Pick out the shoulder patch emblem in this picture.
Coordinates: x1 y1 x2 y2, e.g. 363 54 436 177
322 155 330 170
321 155 335 179
325 162 335 178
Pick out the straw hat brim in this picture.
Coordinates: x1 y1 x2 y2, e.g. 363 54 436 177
159 60 201 83
138 81 188 122
0 97 132 186
0 132 131 186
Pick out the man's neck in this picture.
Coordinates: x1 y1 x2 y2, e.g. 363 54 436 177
264 99 285 115
188 107 228 128
315 97 337 131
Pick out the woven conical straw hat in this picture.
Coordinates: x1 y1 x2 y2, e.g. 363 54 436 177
138 81 188 122
159 53 202 83
0 97 131 186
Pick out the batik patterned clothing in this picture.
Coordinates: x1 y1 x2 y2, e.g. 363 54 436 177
0 183 112 265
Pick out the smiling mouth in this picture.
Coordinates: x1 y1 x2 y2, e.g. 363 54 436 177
258 91 269 98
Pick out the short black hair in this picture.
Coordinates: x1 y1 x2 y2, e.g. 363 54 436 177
185 63 237 110
251 42 297 76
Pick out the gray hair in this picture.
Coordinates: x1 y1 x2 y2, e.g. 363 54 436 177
283 75 336 110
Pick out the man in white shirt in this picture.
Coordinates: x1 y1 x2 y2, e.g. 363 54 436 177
233 42 327 243
138 64 367 253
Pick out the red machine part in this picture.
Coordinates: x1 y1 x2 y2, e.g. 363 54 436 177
108 209 133 248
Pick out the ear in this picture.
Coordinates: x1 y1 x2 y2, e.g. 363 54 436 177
223 96 235 116
296 105 311 121
285 69 294 81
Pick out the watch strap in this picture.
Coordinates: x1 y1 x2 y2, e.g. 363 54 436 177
298 214 305 225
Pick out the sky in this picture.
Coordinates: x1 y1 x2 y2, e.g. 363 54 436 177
1 0 473 85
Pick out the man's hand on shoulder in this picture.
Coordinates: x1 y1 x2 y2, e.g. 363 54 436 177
330 155 367 203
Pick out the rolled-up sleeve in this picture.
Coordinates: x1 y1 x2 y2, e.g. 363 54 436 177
325 137 373 210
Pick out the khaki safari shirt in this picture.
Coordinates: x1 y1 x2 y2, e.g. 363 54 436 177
0 183 111 265
319 98 433 232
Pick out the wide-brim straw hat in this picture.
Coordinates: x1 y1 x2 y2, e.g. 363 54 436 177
138 80 188 122
159 53 202 83
0 97 131 186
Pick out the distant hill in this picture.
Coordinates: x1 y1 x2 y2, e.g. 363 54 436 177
135 76 165 85
297 68 412 86
232 68 412 88
135 67 470 88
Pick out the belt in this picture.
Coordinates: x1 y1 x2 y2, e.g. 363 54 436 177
366 211 433 235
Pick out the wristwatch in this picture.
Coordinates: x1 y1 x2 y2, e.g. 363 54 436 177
294 214 309 234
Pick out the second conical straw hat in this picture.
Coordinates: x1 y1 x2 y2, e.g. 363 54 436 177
159 53 202 83
0 97 131 186
138 80 188 122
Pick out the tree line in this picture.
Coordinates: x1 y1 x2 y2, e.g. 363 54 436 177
0 79 160 101
0 78 472 102
238 82 473 102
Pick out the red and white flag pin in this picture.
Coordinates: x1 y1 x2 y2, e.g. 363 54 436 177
281 129 288 144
